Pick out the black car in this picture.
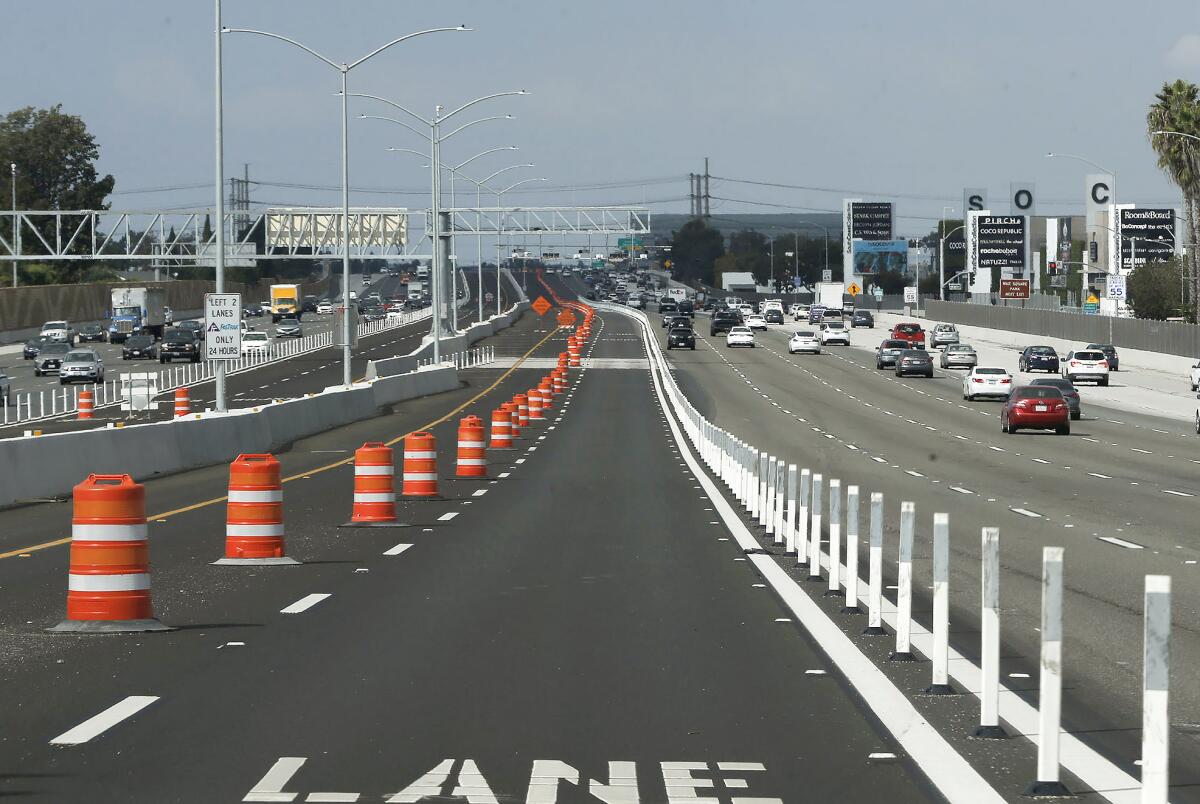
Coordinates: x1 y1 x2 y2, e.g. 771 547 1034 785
895 349 934 378
1085 343 1119 371
176 319 204 343
121 334 158 360
677 299 695 317
709 309 741 336
23 335 53 360
1019 345 1059 373
851 310 874 328
302 295 320 313
667 327 696 350
702 299 719 311
659 300 678 315
243 305 264 318
77 323 107 343
159 328 200 363
584 290 597 300
875 339 909 369
1029 377 1082 420
666 315 693 331
34 342 71 376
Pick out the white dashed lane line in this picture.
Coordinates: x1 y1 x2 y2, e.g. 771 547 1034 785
1098 535 1145 549
383 543 412 556
1010 508 1043 519
49 696 160 746
281 593 330 614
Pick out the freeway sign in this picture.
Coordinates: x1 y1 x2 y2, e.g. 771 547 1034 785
998 279 1030 300
203 293 241 361
1083 293 1100 314
872 286 884 300
1106 275 1126 300
846 282 861 296
617 237 643 249
903 286 917 304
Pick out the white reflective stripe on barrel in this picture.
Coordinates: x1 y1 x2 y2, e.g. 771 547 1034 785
68 573 151 592
404 451 437 459
403 473 438 481
457 458 486 466
227 489 283 503
354 465 394 476
71 523 148 542
458 441 485 449
353 492 394 503
225 523 285 537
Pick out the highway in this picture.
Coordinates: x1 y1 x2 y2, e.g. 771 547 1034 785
594 282 1200 796
0 268 510 435
0 294 955 803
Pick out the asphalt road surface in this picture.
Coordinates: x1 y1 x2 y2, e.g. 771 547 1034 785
0 269 510 435
627 299 1200 798
0 295 947 802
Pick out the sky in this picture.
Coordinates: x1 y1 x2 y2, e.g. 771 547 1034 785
5 0 1200 237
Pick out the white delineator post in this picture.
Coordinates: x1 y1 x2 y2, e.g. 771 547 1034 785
974 527 1006 738
785 464 798 555
1025 546 1070 797
764 456 776 534
807 473 823 581
864 492 886 635
749 448 760 520
889 501 916 661
796 468 811 567
824 479 842 597
1141 575 1171 804
758 451 770 528
924 512 954 694
773 459 785 545
842 485 861 614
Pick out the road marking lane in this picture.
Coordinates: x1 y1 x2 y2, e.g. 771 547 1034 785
383 543 412 556
1098 536 1144 550
281 593 330 614
1010 507 1043 518
1087 472 1112 479
1163 490 1194 497
50 695 159 745
438 512 459 521
950 486 974 495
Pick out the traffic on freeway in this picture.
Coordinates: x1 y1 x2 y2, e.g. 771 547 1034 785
6 2 1200 802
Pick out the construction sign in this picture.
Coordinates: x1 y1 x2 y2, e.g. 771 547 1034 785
531 296 552 316
556 309 577 327
846 282 861 296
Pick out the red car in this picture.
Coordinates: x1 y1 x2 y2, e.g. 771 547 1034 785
1001 386 1071 435
889 322 926 349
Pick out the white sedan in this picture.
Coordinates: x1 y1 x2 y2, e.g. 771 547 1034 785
963 366 1013 400
241 331 271 356
788 330 821 354
745 313 767 331
316 301 333 315
820 322 850 345
726 326 756 348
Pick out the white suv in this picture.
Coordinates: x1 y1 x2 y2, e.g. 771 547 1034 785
1062 350 1110 386
1190 360 1200 391
40 320 75 345
819 322 850 345
963 366 1013 400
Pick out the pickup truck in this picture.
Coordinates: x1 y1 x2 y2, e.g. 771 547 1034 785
889 322 927 349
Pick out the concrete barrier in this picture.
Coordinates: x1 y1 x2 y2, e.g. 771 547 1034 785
366 301 530 380
0 365 456 508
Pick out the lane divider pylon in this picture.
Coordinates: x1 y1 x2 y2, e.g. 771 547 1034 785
215 453 299 565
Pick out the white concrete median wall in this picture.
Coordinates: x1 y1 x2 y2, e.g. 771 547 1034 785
0 365 456 508
367 300 529 380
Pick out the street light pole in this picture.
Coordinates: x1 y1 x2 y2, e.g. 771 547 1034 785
9 162 16 289
213 0 227 409
222 24 468 388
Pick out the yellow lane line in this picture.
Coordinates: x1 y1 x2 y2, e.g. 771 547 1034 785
0 325 557 562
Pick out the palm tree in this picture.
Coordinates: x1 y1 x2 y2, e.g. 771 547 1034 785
1147 79 1200 321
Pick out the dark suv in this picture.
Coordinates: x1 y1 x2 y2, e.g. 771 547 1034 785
159 328 201 363
667 327 696 350
710 309 741 336
677 299 695 317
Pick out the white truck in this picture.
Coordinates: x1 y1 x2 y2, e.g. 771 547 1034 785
667 287 689 303
407 280 425 300
815 281 846 312
108 287 168 343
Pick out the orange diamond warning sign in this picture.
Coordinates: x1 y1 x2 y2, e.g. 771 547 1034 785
557 309 577 327
531 296 552 316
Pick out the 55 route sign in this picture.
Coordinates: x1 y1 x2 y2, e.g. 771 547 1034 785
203 293 242 360
998 279 1030 300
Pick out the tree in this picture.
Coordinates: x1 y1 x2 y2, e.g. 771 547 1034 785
0 105 115 284
1127 257 1185 320
1147 81 1200 322
669 219 724 286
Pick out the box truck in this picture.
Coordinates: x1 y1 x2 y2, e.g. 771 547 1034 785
108 287 168 343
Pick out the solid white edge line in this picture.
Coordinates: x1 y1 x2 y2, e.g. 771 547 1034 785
280 593 331 614
615 304 1006 804
611 304 1146 804
50 695 159 746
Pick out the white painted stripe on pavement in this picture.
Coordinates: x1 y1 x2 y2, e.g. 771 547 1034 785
243 757 306 802
383 543 412 556
50 695 159 745
280 593 330 614
1098 536 1144 550
1010 507 1042 518
1163 489 1194 497
438 512 459 521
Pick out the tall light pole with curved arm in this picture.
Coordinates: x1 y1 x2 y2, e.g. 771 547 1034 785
1046 152 1117 298
353 90 527 354
221 20 468 388
495 177 548 294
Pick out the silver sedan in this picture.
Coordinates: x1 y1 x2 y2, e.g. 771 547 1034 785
939 343 978 369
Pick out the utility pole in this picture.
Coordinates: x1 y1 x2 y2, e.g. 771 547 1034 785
703 157 711 218
9 162 16 288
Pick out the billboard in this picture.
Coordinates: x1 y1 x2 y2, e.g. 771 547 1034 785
976 215 1026 273
1117 208 1175 270
852 239 908 275
849 202 893 241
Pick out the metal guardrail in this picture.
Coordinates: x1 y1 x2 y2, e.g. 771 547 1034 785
0 307 432 427
415 345 495 370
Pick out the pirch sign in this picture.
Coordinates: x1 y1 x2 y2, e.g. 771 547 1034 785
204 293 242 361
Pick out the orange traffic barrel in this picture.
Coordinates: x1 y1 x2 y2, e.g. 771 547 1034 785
539 377 554 408
343 442 404 527
514 394 529 428
402 431 440 498
568 341 582 367
174 387 190 418
503 401 521 437
491 407 514 449
553 370 566 396
77 390 94 420
456 416 488 478
528 388 545 420
215 454 299 565
49 474 171 633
